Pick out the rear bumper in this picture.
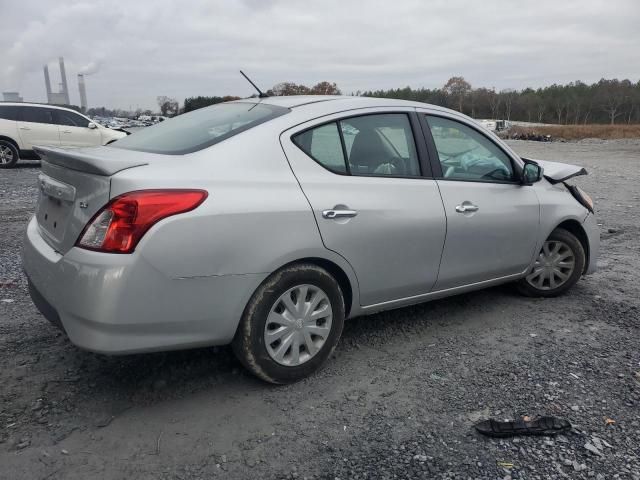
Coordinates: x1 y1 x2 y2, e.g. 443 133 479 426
22 217 266 354
583 212 600 275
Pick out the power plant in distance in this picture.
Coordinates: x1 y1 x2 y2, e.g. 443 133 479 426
43 57 89 111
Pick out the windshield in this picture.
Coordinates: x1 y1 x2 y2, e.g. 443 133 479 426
111 102 289 154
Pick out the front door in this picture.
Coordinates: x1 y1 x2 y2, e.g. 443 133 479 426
53 109 102 147
421 114 540 290
282 111 447 306
16 106 60 150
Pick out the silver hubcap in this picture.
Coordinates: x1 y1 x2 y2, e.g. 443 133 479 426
526 240 575 290
264 284 333 367
0 145 14 164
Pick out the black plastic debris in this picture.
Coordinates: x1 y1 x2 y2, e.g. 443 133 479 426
475 416 572 438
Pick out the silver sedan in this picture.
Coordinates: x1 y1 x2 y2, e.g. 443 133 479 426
22 96 599 383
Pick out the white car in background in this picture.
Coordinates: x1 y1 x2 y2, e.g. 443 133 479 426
0 103 127 168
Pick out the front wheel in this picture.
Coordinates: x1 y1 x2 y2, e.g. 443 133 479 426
232 263 345 384
0 140 19 169
517 228 586 297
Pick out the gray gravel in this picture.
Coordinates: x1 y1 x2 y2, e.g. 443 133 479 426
1 141 639 480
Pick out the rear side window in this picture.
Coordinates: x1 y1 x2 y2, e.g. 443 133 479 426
54 110 90 128
0 105 20 121
292 113 421 177
112 102 289 154
292 123 347 174
20 106 54 124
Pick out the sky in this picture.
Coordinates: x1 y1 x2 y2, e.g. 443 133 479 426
1 0 639 111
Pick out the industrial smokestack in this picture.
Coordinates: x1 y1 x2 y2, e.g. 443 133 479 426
43 65 52 98
78 74 88 112
58 57 70 105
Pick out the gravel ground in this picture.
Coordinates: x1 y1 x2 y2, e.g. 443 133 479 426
1 141 639 480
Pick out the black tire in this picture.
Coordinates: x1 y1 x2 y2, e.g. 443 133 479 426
232 263 345 384
516 228 586 297
0 140 19 169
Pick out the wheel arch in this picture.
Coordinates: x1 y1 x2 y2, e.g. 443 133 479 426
0 135 20 150
281 257 355 317
554 219 590 274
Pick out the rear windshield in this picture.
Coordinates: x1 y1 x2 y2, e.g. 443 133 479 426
111 102 289 154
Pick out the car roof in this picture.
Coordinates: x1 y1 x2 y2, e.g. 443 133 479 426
232 95 460 116
0 102 86 115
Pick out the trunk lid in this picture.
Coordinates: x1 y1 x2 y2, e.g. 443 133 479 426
33 146 149 254
523 157 588 184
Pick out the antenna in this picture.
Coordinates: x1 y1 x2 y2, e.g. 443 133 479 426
240 70 268 98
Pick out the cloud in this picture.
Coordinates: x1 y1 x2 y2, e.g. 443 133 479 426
1 0 638 110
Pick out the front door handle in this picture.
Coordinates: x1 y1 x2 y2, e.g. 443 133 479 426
455 204 479 213
322 209 358 219
62 130 72 134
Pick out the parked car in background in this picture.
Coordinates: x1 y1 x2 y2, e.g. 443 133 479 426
0 103 127 168
22 96 599 384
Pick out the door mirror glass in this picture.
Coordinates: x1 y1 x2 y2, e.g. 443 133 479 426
522 161 542 184
88 122 97 129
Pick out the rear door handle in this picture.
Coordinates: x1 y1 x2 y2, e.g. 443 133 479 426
455 204 479 213
19 126 30 131
62 130 72 134
322 209 358 219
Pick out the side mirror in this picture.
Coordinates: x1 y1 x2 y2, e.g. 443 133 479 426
88 122 97 129
522 161 543 185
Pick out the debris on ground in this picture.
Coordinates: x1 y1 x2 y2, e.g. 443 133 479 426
475 416 572 437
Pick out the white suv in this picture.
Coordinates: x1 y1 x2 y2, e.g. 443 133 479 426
0 103 127 168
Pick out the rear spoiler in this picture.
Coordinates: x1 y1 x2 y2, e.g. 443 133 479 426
34 146 148 176
522 157 588 184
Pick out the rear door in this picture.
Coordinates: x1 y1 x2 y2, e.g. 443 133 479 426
420 113 540 290
53 109 102 147
281 110 447 306
16 106 61 150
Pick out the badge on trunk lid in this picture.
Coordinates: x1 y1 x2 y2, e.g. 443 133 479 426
38 174 76 202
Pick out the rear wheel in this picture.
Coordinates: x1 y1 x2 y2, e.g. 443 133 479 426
517 228 585 297
232 263 345 384
0 140 19 169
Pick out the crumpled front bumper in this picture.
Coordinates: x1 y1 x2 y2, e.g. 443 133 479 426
582 213 600 275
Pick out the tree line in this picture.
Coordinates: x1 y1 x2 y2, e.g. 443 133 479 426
88 77 640 125
361 77 640 125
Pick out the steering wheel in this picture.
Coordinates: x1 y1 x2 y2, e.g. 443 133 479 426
373 162 399 175
390 156 407 175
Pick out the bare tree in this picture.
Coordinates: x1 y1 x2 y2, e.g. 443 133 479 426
487 88 501 119
500 89 516 121
443 77 472 113
268 82 310 96
157 96 179 117
310 81 341 95
596 79 627 125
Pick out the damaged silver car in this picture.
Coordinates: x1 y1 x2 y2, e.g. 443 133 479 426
22 96 599 383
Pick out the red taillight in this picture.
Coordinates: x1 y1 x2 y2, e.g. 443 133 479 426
77 190 208 253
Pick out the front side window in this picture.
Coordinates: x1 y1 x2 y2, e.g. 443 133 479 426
20 107 54 124
54 110 90 128
426 115 515 182
112 102 289 154
293 113 421 177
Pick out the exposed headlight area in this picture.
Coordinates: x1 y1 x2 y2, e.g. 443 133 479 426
566 184 594 213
